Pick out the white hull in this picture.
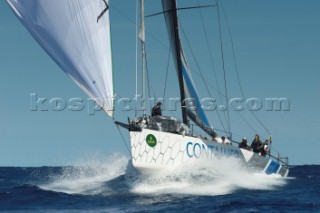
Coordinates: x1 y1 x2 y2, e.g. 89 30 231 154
130 129 289 177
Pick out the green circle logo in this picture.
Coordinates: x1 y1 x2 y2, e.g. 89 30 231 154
146 134 157 148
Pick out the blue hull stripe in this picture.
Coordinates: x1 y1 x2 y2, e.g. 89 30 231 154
265 160 280 174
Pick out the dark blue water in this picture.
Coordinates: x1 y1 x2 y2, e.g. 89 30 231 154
0 156 319 212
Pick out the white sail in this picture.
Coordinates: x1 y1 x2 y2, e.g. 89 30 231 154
7 0 114 116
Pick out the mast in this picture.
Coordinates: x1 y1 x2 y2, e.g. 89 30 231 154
162 0 216 138
168 0 188 125
135 0 138 101
139 0 146 114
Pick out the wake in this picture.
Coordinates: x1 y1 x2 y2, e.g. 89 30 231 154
129 157 287 196
40 153 287 196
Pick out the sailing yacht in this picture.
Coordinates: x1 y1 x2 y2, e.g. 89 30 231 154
7 0 289 177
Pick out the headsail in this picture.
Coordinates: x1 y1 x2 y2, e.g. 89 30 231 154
7 0 114 116
162 0 210 127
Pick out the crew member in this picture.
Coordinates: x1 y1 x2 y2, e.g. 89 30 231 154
260 140 269 157
151 102 162 117
251 134 262 153
221 136 231 145
239 137 250 150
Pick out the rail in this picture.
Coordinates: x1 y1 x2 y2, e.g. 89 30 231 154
230 139 289 166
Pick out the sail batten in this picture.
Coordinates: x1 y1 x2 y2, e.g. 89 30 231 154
7 0 114 116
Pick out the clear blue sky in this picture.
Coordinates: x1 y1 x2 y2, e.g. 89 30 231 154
0 0 319 166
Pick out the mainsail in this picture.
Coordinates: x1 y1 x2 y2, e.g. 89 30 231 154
162 0 212 132
7 0 114 116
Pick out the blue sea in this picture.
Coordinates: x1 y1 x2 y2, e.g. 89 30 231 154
0 154 319 212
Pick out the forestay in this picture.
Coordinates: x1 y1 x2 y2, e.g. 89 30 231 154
7 0 114 116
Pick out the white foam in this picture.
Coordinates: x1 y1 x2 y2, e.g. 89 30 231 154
40 153 128 195
130 157 287 196
40 153 287 196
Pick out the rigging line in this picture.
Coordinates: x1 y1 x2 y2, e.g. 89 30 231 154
135 0 138 98
163 50 171 100
251 112 271 135
214 128 231 134
180 24 227 133
144 49 156 110
219 2 245 100
235 112 259 134
146 5 217 18
161 51 176 117
135 0 138 117
191 69 225 98
269 146 282 156
110 3 168 51
191 67 264 137
191 67 260 135
196 0 227 134
219 1 270 135
197 0 224 107
161 52 181 118
113 119 131 157
200 114 256 140
218 129 248 139
217 0 231 136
